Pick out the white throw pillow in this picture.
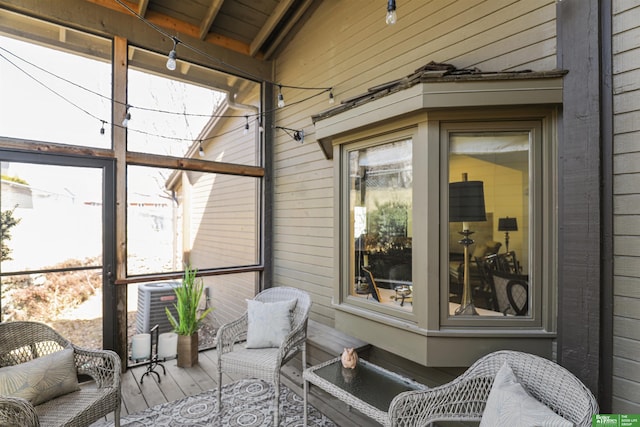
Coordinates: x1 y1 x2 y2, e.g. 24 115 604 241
246 299 297 348
480 362 574 427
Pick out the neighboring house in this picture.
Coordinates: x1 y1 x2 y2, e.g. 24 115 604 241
0 0 637 414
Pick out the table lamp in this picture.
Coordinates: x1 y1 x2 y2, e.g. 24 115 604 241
449 173 487 316
498 216 518 253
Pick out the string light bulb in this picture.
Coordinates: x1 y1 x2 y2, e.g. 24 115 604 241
166 37 178 71
386 0 397 25
329 89 335 104
122 106 131 127
258 117 264 133
100 120 106 135
198 141 205 157
277 85 285 108
244 115 249 135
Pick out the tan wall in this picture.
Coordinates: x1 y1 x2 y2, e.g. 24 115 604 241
612 0 640 414
184 93 261 328
273 0 557 326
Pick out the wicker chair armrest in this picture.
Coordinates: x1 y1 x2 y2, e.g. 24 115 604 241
73 346 121 390
389 377 491 426
216 314 248 355
0 396 40 427
278 318 308 362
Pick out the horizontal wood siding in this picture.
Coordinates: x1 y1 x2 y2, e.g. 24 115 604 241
272 0 557 326
185 92 261 327
612 0 640 413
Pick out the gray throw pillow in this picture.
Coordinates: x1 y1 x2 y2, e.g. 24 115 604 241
0 347 80 406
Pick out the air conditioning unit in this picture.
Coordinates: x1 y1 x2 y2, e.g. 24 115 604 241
136 281 180 334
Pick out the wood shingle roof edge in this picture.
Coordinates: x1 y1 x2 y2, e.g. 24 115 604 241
311 61 568 123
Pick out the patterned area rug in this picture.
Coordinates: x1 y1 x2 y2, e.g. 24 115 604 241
93 379 336 426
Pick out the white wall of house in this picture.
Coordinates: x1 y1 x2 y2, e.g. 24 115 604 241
272 0 557 326
612 0 640 413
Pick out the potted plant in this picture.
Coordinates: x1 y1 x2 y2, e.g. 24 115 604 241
166 264 212 367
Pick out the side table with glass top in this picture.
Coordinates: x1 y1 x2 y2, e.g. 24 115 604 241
303 357 427 426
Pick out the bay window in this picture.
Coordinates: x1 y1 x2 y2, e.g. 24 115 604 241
317 75 562 366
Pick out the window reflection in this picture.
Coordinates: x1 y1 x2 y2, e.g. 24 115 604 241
448 132 530 317
349 139 413 312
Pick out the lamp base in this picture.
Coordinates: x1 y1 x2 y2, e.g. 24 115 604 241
454 229 479 316
455 302 479 316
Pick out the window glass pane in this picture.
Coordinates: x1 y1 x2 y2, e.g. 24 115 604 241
126 48 261 164
448 131 529 317
1 161 103 348
1 162 102 272
126 67 224 157
0 12 112 147
349 139 413 312
127 165 259 275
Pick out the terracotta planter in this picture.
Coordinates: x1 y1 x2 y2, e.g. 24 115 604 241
177 333 198 367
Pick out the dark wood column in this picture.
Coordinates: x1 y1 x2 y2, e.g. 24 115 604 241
556 0 612 406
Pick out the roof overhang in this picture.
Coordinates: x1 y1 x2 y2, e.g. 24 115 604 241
313 70 566 159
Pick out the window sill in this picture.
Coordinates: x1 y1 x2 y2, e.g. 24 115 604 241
333 302 555 367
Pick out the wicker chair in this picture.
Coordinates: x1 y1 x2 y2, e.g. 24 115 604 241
388 350 599 427
216 287 311 426
0 321 121 427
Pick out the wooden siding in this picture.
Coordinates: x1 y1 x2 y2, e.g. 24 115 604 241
184 90 262 328
612 0 640 413
272 0 557 326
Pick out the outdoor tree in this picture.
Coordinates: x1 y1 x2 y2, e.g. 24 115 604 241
1 208 20 262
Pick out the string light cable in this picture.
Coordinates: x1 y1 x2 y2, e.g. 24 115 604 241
0 46 332 147
0 49 104 125
0 46 258 144
113 0 335 103
0 43 334 131
0 37 335 145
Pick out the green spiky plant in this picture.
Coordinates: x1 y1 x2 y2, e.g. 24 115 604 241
166 265 213 336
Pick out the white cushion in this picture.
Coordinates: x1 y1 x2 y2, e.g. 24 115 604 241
246 299 297 348
0 347 80 406
480 362 573 427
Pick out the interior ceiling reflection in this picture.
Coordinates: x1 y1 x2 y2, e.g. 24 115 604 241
450 133 529 154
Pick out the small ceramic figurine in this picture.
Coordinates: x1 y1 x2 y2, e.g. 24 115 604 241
341 347 358 369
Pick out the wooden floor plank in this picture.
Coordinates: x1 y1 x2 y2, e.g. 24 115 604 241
114 334 470 427
131 365 167 408
147 358 186 403
119 367 148 416
163 356 208 397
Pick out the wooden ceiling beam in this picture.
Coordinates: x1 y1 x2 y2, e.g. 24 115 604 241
249 0 296 57
86 0 250 56
199 0 224 40
137 0 149 16
263 0 314 59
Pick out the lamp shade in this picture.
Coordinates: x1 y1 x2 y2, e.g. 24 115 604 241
498 216 518 231
449 180 487 222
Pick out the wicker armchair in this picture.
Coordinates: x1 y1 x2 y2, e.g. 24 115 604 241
216 286 311 426
388 350 599 427
0 321 121 427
